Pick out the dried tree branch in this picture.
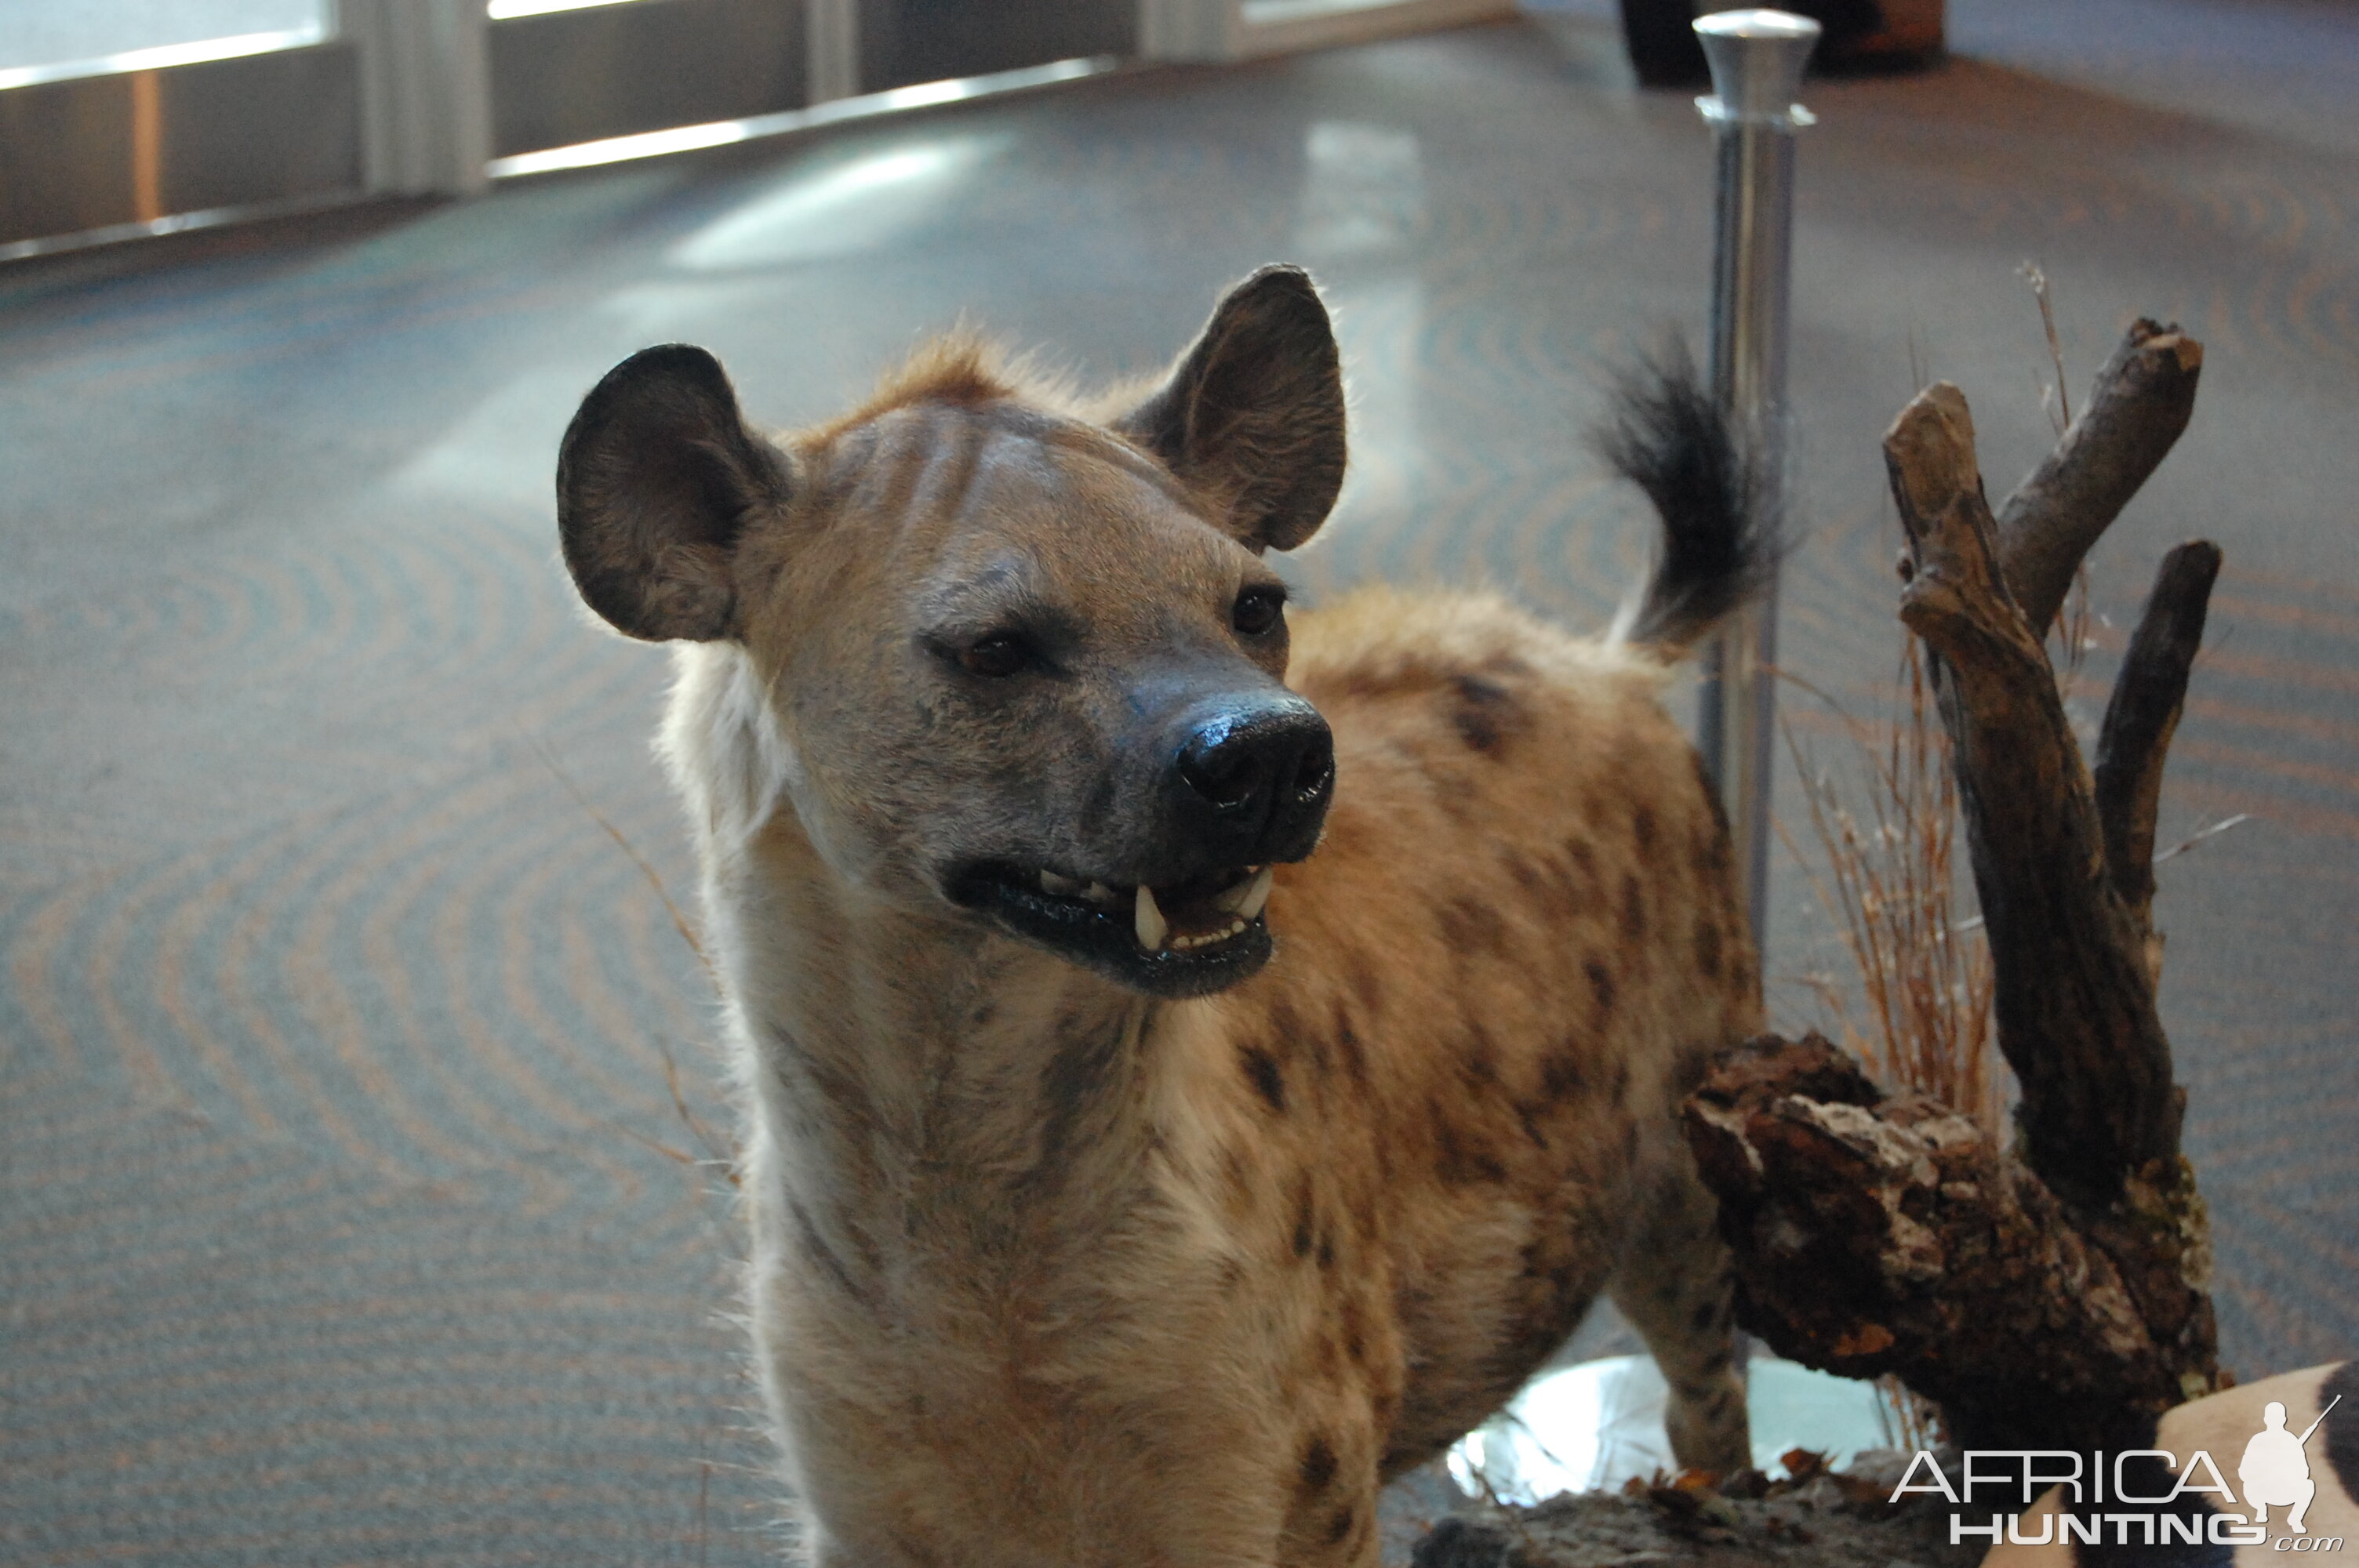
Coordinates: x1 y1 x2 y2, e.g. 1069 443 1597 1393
1994 321 2204 636
2093 541 2223 946
1885 384 2182 1209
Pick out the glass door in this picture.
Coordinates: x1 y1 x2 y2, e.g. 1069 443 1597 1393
0 1 358 252
485 0 809 163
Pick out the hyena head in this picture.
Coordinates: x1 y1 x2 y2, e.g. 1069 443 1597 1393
556 267 1347 998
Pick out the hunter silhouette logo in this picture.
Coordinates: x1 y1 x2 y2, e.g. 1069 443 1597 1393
2245 1397 2342 1536
1891 1389 2349 1552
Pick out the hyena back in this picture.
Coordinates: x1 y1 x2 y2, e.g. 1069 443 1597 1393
558 267 1765 1567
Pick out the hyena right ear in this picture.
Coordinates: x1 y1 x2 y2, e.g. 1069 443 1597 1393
1117 266 1347 554
557 344 789 642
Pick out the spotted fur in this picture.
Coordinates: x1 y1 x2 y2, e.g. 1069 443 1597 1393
559 268 1761 1566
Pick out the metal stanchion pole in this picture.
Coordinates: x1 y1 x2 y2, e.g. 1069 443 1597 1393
1693 9 1818 946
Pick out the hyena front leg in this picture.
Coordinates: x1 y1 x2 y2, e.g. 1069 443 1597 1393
1608 1152 1752 1478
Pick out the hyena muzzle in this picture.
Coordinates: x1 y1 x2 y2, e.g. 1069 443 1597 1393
557 266 1771 1567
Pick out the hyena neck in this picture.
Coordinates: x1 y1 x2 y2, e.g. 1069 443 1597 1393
722 815 1171 1272
667 643 1176 1283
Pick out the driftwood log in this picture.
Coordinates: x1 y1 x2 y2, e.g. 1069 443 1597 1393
1683 321 2223 1452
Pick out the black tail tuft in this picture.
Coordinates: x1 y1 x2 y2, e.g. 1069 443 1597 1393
1593 339 1779 655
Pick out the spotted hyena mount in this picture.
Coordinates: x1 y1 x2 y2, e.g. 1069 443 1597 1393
557 266 1772 1567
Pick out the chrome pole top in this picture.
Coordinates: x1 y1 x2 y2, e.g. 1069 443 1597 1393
1694 9 1822 128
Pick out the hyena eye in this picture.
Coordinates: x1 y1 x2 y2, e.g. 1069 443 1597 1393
958 633 1030 678
1233 587 1285 637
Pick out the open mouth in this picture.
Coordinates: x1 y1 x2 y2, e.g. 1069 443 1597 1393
948 860 1278 996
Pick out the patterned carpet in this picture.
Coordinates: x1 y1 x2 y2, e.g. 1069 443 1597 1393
4 2 2356 1562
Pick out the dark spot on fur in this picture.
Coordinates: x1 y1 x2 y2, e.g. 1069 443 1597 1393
1504 848 1578 921
1634 804 1658 854
1459 1022 1502 1092
1332 1005 1370 1087
1318 1231 1337 1269
1433 1106 1509 1185
1448 673 1525 755
1585 959 1616 1019
1695 916 1723 979
1438 895 1507 954
1612 1059 1632 1105
1346 956 1383 1011
1514 1100 1551 1149
1291 1174 1316 1260
1692 1299 1717 1333
1621 873 1648 941
1216 1258 1245 1294
1325 1506 1358 1546
1540 1044 1587 1103
1568 839 1598 879
1299 1435 1339 1494
1241 1045 1287 1113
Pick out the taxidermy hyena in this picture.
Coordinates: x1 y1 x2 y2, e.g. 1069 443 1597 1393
557 267 1767 1567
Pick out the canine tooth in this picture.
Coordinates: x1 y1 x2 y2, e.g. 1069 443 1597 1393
1214 867 1262 913
1235 866 1275 921
1134 884 1168 951
1039 870 1081 895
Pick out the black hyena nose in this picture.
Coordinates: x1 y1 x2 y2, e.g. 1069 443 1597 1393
1174 698 1335 862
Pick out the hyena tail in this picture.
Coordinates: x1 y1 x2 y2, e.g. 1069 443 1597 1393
1595 339 1779 656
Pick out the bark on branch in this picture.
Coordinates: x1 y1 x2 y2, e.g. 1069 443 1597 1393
1996 321 2204 637
1686 1035 2210 1452
2094 541 2222 953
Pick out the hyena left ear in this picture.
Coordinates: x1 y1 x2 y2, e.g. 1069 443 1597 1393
557 343 789 642
1118 265 1347 553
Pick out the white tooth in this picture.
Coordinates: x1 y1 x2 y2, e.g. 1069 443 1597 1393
1214 866 1259 913
1085 881 1116 906
1039 870 1082 895
1134 884 1168 951
1235 866 1275 921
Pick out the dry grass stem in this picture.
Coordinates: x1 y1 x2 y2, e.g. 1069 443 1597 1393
2019 262 2071 434
1780 642 2001 1135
